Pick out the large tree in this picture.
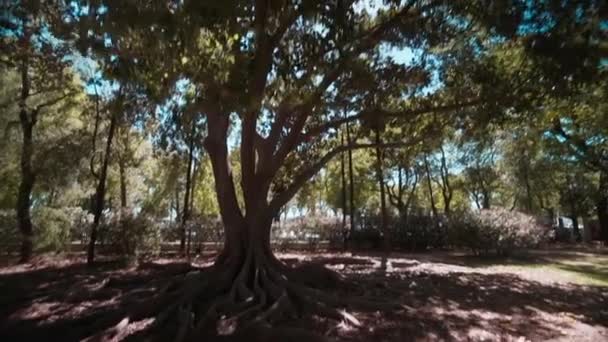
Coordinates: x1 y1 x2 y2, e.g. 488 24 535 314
2 1 79 262
53 0 571 337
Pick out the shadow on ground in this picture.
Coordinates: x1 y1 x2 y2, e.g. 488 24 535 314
0 252 606 341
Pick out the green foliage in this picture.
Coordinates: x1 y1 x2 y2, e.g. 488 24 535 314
32 207 86 253
0 210 19 253
101 212 162 259
449 208 551 256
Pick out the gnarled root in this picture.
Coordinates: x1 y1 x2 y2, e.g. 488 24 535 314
89 249 397 342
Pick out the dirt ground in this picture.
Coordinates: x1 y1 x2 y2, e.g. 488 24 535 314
1 247 607 341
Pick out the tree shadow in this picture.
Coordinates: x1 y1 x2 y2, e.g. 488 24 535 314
1 254 607 341
0 259 197 341
312 255 608 341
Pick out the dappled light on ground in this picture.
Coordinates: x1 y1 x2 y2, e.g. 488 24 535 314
1 249 607 341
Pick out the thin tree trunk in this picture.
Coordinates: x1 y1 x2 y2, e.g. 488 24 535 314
597 171 608 245
570 199 581 242
524 165 533 213
374 128 389 268
175 186 181 224
423 153 438 219
187 157 199 258
87 108 118 265
119 157 127 209
181 122 196 256
438 146 452 216
346 120 355 234
340 128 348 250
482 189 491 209
17 115 35 263
17 45 35 263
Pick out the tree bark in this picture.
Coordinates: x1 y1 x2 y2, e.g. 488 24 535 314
423 153 439 219
374 128 390 267
180 122 196 256
438 146 452 216
17 111 35 263
597 171 608 245
340 128 348 250
346 120 356 235
17 41 35 263
570 200 581 242
87 106 118 265
482 188 491 209
187 156 199 258
119 157 127 209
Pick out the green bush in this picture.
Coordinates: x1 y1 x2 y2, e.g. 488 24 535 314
0 210 19 254
391 214 447 251
448 208 550 256
32 207 83 253
102 210 161 259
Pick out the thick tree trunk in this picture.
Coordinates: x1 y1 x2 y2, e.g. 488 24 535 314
87 109 118 265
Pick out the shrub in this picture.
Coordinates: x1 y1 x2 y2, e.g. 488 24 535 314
271 215 341 251
33 207 88 253
448 208 550 256
102 210 161 260
0 210 19 254
391 214 447 251
354 211 446 251
349 227 383 249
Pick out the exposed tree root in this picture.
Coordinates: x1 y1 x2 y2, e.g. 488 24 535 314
84 251 398 341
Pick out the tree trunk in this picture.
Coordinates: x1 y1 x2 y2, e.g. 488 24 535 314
570 199 581 242
374 128 389 267
438 147 452 216
87 108 118 266
119 157 127 209
597 171 608 245
187 157 199 258
17 47 35 263
346 120 355 234
17 120 35 263
181 122 196 256
340 129 348 250
423 153 438 219
482 189 491 209
92 114 400 341
175 186 181 224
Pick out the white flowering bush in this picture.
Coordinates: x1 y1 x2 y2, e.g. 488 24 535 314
271 215 342 250
449 208 551 256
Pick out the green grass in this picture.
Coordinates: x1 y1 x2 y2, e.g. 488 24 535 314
468 250 608 287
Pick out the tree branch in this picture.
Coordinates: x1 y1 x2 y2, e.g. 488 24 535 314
300 98 482 143
269 138 427 212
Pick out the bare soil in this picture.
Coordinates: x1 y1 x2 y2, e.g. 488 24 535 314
1 248 606 341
